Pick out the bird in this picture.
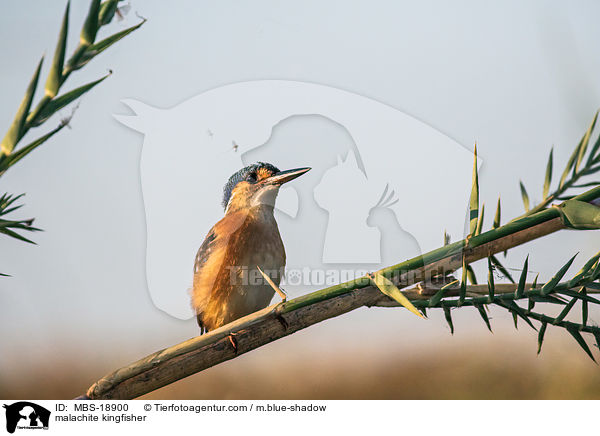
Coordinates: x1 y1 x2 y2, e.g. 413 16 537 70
191 162 311 335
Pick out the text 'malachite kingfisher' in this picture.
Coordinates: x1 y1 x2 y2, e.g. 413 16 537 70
191 162 311 336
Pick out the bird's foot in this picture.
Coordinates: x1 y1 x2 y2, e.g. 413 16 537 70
275 313 288 330
228 332 238 353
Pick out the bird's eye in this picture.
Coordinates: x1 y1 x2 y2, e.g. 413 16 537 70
247 172 257 182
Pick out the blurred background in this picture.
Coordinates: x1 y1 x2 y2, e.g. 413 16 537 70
1 0 600 399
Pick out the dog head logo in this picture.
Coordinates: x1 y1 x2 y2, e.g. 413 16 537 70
116 80 477 319
3 402 50 433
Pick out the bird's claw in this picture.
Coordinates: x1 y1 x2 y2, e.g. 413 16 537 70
228 332 238 353
275 313 289 330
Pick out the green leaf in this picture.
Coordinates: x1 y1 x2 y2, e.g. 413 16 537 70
45 2 69 98
443 305 454 334
575 110 598 173
81 0 101 45
74 19 146 70
519 180 530 212
528 294 536 312
543 148 553 199
582 287 588 327
541 254 578 295
466 265 477 285
0 124 65 176
558 289 600 305
568 251 600 287
469 144 479 235
593 332 600 352
0 226 38 244
515 255 529 298
476 304 492 332
530 294 567 305
512 311 518 330
428 279 459 307
498 300 536 331
586 126 600 167
571 181 600 188
99 0 119 25
592 260 600 281
566 325 596 363
493 196 501 229
557 200 600 230
0 193 25 213
475 202 485 236
443 229 450 246
1 57 43 155
491 255 515 283
553 297 577 324
537 321 547 355
487 257 495 303
29 73 110 127
459 256 467 305
370 272 424 319
560 139 584 189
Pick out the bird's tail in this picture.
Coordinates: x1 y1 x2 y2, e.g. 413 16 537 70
196 313 208 335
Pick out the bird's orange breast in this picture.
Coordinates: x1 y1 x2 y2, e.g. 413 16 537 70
191 206 285 333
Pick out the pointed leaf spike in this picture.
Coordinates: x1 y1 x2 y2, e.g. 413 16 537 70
515 255 529 298
476 304 492 332
443 306 454 334
504 301 536 331
459 256 467 305
0 124 65 175
466 265 477 285
493 196 501 229
29 73 111 127
81 0 101 45
487 257 495 303
519 180 530 212
74 19 147 70
469 144 479 236
582 287 588 327
475 202 485 236
560 143 582 189
528 296 536 312
429 279 459 307
553 297 577 325
541 254 578 295
537 322 547 355
566 325 596 363
370 273 424 319
99 0 119 25
543 148 554 199
587 116 600 166
45 2 69 98
568 251 600 287
1 57 43 155
575 110 598 173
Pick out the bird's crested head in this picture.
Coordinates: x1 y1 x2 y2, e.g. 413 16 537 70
222 162 310 212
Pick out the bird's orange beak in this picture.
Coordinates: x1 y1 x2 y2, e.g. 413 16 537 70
265 167 311 185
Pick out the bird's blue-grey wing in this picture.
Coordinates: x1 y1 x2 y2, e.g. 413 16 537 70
193 228 218 334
